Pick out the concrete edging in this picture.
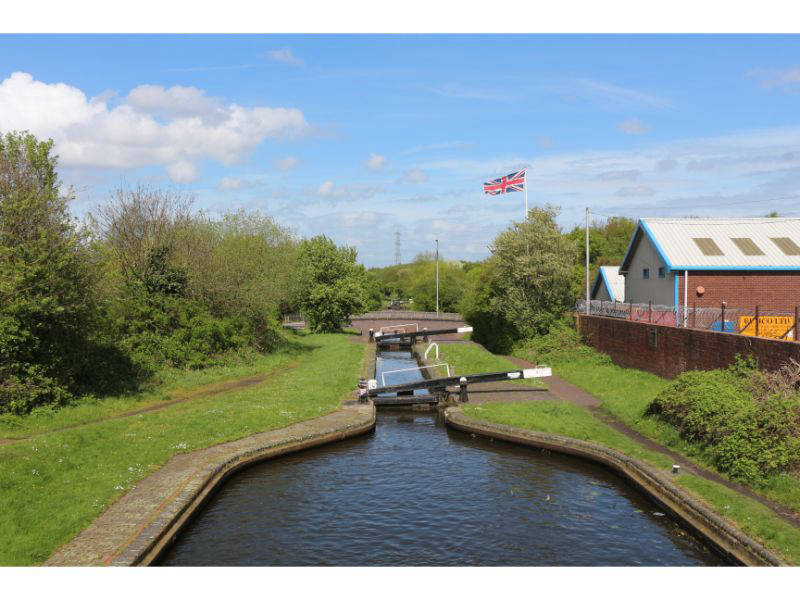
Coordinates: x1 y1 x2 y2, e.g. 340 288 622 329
46 403 376 566
444 407 785 567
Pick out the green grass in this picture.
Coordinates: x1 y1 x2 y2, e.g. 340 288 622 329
424 342 546 388
514 340 800 514
677 474 800 563
0 333 365 565
463 401 673 469
461 400 800 564
0 349 299 439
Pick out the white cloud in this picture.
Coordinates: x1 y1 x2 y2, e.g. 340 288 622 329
618 117 650 135
616 185 655 197
274 155 300 171
365 153 387 171
218 177 250 190
167 161 198 183
399 168 428 184
657 158 678 171
339 211 379 227
315 180 381 202
318 180 335 196
597 169 640 181
0 72 308 182
749 68 800 91
265 49 303 66
569 78 670 109
126 84 221 119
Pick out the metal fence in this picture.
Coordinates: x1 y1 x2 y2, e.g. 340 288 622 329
576 299 799 341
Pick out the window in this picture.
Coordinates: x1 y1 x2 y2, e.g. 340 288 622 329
692 237 724 256
731 237 765 256
771 237 800 256
643 268 650 279
658 267 666 278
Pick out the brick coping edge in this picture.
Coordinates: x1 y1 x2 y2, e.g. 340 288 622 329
46 403 376 566
444 407 785 567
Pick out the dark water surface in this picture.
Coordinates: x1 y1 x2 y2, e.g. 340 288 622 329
159 351 724 566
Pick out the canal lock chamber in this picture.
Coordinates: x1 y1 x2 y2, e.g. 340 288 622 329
158 347 727 566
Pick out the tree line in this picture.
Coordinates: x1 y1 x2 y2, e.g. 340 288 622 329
0 131 380 414
369 209 636 353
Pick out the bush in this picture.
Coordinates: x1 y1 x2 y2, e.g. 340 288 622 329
512 320 609 365
647 357 800 485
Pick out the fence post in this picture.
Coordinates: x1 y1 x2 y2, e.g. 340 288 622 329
720 302 726 332
796 306 799 342
755 305 760 337
648 301 652 323
629 301 633 321
692 303 697 328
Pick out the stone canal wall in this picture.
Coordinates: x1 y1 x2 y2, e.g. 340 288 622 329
575 313 800 378
46 404 376 566
444 407 784 567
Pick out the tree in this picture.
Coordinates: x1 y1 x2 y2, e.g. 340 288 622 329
463 206 576 348
294 235 370 332
0 131 106 413
407 259 467 312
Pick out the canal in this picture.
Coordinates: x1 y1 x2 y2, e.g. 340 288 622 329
159 350 724 566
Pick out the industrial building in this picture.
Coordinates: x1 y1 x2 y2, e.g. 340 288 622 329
618 218 800 315
591 266 625 302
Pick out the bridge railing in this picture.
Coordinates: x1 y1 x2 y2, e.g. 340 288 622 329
351 311 463 322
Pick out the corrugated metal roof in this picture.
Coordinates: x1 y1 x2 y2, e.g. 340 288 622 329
600 266 625 301
592 266 625 301
641 218 800 269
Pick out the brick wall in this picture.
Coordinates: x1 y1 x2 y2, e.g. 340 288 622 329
681 271 800 314
575 313 800 378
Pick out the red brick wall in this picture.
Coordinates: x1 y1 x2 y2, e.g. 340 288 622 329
575 314 800 378
683 271 800 314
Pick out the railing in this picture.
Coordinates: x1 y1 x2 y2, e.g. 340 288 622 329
577 299 799 341
351 311 463 321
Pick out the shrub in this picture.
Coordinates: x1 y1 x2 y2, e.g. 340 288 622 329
512 320 608 366
647 357 800 485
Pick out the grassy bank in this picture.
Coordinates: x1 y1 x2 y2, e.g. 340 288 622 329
462 400 800 564
0 332 365 565
418 342 547 388
513 332 800 515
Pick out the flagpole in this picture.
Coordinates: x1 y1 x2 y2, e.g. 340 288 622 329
524 170 528 221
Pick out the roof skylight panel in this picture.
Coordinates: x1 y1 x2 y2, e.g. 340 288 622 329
730 238 765 256
692 237 724 256
770 237 800 256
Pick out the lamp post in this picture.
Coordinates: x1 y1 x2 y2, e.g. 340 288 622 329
435 239 439 315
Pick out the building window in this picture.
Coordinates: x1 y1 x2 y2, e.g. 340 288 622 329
643 268 650 279
658 267 665 278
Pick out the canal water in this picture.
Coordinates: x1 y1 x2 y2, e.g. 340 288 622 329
159 350 724 566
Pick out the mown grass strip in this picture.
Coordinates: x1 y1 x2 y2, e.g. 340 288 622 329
0 333 365 566
0 351 299 440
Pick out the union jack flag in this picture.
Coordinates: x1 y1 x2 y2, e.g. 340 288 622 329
483 169 526 195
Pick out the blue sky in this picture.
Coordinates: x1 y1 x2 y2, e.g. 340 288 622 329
2 34 800 266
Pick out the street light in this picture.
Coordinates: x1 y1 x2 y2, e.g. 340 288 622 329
435 239 439 315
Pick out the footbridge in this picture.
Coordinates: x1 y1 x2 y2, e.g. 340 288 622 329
350 311 467 342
